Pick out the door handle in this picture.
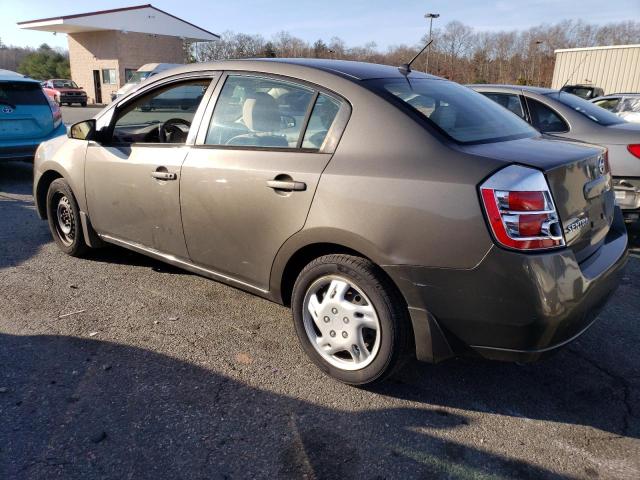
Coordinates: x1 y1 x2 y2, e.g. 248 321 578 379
151 170 177 181
266 179 306 192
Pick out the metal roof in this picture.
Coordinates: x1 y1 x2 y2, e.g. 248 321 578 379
17 4 219 42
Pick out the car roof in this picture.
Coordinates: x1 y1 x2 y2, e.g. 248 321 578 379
470 84 557 94
0 69 39 83
158 58 439 82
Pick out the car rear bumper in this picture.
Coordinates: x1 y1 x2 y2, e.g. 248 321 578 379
384 207 629 363
0 123 67 161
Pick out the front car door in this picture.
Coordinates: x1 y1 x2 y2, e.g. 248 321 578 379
180 73 350 291
85 75 217 259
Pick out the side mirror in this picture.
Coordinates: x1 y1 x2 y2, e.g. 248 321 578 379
68 119 96 141
281 114 296 129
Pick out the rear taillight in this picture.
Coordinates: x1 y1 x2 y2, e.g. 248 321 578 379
628 144 640 159
46 95 62 128
480 165 565 251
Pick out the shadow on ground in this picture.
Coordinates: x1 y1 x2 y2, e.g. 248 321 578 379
0 333 575 480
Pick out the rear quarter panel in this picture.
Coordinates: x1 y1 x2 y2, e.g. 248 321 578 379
298 86 502 270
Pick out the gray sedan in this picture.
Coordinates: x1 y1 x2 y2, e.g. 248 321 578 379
470 85 640 215
33 60 627 384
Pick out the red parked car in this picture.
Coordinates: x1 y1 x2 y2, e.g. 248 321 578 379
42 79 87 107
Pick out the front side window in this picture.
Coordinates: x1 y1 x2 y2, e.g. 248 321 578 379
547 92 623 126
102 69 117 85
112 79 210 144
593 97 621 112
526 98 569 133
481 93 526 119
206 75 315 148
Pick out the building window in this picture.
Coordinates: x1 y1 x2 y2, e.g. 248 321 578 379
124 68 136 83
102 69 117 85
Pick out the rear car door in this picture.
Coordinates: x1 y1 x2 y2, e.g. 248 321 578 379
85 75 217 259
180 73 349 290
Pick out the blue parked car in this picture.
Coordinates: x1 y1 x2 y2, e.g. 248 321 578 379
0 69 66 161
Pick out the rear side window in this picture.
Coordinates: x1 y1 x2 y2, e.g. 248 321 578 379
547 92 624 126
526 98 569 133
302 94 341 149
0 81 48 106
206 75 315 148
621 97 640 113
593 98 621 112
482 93 526 119
367 78 536 144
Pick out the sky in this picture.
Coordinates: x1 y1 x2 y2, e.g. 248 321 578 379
1 0 639 50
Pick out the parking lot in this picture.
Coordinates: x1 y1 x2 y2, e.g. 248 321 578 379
1 143 639 479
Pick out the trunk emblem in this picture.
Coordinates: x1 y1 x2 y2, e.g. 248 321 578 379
565 217 589 234
1 107 13 113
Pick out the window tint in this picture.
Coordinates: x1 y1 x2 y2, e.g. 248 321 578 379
368 79 536 144
593 98 621 112
526 98 569 133
546 92 623 126
482 93 526 118
206 75 315 148
0 82 47 106
112 79 210 144
302 94 342 149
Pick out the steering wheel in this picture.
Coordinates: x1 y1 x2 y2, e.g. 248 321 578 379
159 118 191 143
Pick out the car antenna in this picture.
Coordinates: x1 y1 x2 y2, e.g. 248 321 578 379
398 39 434 76
560 52 591 92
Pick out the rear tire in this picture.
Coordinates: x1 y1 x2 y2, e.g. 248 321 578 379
291 254 411 385
46 178 89 257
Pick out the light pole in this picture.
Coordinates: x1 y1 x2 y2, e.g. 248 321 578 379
424 13 440 73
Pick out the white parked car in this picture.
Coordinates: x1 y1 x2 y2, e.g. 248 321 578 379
110 63 182 102
592 94 640 124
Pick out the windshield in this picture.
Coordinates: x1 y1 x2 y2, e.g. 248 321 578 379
0 81 47 106
127 71 152 84
52 79 78 88
547 92 624 126
368 78 537 143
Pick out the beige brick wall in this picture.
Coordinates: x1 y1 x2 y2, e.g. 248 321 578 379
68 31 186 105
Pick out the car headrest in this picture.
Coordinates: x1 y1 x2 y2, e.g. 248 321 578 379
243 92 280 132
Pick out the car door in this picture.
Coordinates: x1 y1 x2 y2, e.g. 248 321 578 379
85 75 217 259
180 73 349 290
524 97 570 134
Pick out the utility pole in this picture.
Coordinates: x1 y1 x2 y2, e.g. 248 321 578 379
424 13 440 73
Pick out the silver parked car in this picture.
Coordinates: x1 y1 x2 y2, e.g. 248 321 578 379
470 85 640 215
33 60 627 384
592 93 640 124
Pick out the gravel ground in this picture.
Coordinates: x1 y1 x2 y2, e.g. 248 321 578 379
1 160 639 480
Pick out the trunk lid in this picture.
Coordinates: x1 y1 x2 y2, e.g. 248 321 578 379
0 80 54 140
463 136 615 262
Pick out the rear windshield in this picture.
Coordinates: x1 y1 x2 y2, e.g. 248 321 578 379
367 78 537 144
561 86 593 99
547 91 624 126
0 81 48 106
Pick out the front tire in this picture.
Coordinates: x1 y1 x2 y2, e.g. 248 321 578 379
46 179 89 257
292 254 411 385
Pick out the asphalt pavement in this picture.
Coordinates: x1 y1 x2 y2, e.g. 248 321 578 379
1 157 639 479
